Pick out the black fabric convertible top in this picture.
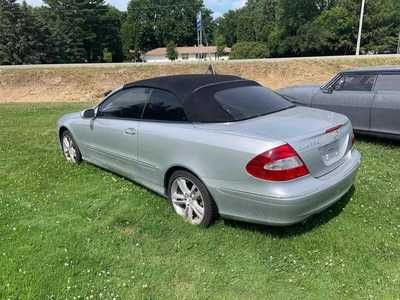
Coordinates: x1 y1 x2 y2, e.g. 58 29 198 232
124 74 244 101
118 74 293 123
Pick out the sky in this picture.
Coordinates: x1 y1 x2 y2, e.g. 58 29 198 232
24 0 246 18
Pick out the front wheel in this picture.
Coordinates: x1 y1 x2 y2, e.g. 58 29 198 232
168 170 218 227
61 130 82 164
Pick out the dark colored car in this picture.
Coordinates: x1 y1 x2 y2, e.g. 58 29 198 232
278 67 400 139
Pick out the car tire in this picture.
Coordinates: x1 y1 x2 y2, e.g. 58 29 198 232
168 170 218 227
61 130 82 164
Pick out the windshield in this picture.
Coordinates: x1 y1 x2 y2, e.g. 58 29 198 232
184 82 295 123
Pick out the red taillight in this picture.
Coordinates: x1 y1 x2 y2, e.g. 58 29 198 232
246 144 310 181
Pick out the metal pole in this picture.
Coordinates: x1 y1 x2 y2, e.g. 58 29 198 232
356 0 366 56
197 26 201 61
397 31 400 54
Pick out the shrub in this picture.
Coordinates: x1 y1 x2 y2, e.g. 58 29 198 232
230 42 270 59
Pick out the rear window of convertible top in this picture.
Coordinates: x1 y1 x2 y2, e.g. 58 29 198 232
184 81 295 123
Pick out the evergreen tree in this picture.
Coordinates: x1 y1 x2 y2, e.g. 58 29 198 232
0 0 19 64
15 2 45 64
101 7 124 62
166 41 178 60
0 0 55 65
44 0 114 63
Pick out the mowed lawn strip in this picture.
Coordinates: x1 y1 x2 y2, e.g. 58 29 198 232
0 103 399 299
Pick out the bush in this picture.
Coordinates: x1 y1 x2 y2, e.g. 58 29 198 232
230 42 270 59
166 41 178 61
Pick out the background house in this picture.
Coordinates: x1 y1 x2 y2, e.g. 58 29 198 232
143 46 231 62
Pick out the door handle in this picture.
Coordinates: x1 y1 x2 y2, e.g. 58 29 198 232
124 128 137 136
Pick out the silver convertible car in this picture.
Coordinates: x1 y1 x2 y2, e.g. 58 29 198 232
58 75 361 227
279 67 400 139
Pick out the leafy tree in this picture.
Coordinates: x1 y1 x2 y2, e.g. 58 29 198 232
2 0 400 65
215 35 226 58
230 41 269 59
361 0 400 54
295 0 400 56
166 41 178 60
122 0 214 55
216 0 356 57
296 1 358 56
215 10 239 47
273 0 329 56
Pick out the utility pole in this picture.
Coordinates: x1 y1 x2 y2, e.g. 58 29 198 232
356 0 366 56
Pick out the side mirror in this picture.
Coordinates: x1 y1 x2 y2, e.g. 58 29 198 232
81 108 95 119
322 87 333 94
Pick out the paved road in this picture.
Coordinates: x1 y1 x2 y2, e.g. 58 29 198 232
1 54 400 70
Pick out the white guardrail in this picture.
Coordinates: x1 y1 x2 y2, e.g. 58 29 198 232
0 54 400 70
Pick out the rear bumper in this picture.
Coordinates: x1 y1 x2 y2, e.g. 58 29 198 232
209 149 361 226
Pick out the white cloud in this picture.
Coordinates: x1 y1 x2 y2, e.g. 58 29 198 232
233 0 246 9
204 0 247 16
212 11 223 19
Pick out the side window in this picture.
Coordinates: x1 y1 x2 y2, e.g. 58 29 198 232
333 75 376 92
374 75 400 91
142 89 188 122
97 88 151 119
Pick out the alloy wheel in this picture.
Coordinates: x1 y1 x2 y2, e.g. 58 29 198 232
170 177 205 225
62 135 78 163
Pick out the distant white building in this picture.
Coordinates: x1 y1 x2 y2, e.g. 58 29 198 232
143 46 231 62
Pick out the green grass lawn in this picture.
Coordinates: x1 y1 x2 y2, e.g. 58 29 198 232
1 103 400 299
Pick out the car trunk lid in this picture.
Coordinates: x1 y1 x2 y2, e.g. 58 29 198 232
194 106 353 178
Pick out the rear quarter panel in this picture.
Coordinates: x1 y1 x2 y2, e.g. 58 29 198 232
137 121 283 195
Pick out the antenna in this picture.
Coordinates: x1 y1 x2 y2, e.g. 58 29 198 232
197 11 216 75
207 64 216 75
203 35 216 75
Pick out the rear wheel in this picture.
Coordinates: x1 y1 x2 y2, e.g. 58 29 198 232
168 170 217 227
61 130 82 164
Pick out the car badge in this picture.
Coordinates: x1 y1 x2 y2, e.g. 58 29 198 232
334 130 339 139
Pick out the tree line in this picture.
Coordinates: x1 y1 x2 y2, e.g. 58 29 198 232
218 0 400 59
0 0 399 65
0 0 124 64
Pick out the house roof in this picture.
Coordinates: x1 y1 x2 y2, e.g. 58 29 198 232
123 74 245 100
145 46 232 57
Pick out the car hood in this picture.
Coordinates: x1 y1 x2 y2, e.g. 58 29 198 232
277 85 321 106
